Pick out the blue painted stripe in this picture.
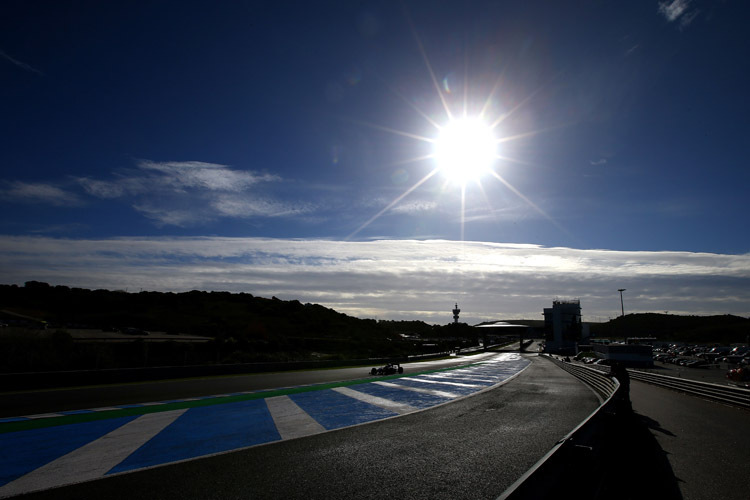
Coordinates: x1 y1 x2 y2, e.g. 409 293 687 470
109 399 280 474
0 416 137 487
425 376 496 387
352 382 449 409
0 417 28 424
289 389 398 430
394 378 480 395
0 354 532 492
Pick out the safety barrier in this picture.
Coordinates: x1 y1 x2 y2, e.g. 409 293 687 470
627 368 750 409
545 356 617 401
497 355 624 499
574 362 750 410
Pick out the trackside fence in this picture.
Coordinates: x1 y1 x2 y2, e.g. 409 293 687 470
626 368 750 409
498 355 624 500
574 362 750 410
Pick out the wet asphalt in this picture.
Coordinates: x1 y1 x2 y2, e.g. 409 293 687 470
16 355 600 500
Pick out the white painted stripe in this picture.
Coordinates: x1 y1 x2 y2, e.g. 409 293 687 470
25 413 63 420
0 409 187 498
374 381 458 399
420 374 495 383
90 407 123 412
332 387 417 415
408 377 481 388
266 395 325 440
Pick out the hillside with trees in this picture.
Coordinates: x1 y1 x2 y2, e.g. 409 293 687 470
589 313 750 345
0 282 476 373
2 282 746 374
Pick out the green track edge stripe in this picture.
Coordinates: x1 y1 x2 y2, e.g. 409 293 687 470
0 362 483 434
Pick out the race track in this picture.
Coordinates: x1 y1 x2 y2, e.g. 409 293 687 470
1 352 599 499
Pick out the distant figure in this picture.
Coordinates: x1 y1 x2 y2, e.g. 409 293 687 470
607 361 632 412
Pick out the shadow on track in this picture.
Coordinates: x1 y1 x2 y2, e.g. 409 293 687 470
502 406 683 500
592 410 683 499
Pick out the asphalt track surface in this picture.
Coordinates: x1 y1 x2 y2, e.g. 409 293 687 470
0 355 497 418
1 354 601 500
629 380 750 500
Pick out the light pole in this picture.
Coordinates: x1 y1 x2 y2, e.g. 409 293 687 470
618 289 626 317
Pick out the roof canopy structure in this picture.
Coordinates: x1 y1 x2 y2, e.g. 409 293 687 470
475 321 528 328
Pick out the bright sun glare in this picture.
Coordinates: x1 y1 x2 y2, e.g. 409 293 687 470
347 20 563 241
434 117 497 184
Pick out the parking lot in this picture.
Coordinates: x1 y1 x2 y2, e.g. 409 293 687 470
567 344 748 386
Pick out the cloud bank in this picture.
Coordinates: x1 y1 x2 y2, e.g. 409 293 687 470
1 236 748 324
75 160 310 226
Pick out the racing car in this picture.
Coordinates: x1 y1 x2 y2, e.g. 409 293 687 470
370 362 404 376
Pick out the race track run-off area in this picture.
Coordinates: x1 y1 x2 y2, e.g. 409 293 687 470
0 353 529 498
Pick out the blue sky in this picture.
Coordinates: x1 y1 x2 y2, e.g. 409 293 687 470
2 1 749 323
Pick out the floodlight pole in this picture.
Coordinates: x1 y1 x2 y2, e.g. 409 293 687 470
618 289 626 317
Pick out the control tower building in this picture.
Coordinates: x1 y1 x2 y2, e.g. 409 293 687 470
543 299 582 354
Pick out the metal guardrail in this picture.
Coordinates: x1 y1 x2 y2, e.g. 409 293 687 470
567 361 750 410
501 355 749 499
546 356 617 401
498 355 622 499
626 368 750 410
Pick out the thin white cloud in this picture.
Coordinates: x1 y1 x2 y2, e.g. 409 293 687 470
625 44 640 57
136 160 280 192
1 181 82 206
211 194 311 218
0 49 44 76
389 200 439 214
1 236 748 323
131 203 213 227
658 0 699 28
75 160 302 226
80 161 280 198
658 0 689 22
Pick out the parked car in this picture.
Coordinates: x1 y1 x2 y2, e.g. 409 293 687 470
702 346 731 362
726 367 750 386
723 347 749 364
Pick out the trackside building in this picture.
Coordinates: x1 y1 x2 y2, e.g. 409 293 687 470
543 299 585 355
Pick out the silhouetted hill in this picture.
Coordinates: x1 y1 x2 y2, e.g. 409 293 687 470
589 313 750 344
0 282 476 372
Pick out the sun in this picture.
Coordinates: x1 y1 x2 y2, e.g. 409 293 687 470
346 20 563 240
433 117 497 185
